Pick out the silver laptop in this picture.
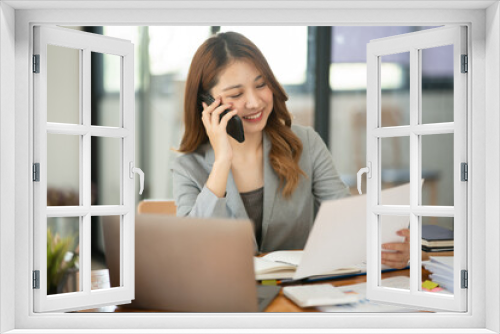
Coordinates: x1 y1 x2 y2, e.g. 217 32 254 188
102 214 261 312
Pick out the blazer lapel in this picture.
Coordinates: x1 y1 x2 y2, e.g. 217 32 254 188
225 171 248 219
204 142 262 252
261 131 279 248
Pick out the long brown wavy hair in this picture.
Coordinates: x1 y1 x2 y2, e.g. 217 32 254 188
178 31 306 198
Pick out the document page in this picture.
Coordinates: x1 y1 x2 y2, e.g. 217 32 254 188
293 183 411 280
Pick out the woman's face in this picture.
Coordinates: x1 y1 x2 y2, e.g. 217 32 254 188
210 60 274 137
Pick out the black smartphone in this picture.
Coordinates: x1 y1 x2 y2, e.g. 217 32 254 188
199 93 245 143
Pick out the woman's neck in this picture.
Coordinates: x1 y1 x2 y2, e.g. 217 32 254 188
230 131 263 157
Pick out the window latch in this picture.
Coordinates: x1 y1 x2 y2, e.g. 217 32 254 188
129 162 145 195
357 162 372 195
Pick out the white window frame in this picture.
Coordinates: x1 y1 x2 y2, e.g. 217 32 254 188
0 2 498 333
365 26 468 312
33 25 136 313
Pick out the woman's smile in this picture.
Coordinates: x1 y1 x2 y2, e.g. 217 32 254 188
242 110 264 122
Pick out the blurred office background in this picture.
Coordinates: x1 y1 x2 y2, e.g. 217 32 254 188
46 26 454 284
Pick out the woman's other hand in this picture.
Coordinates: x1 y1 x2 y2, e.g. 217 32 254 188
201 97 238 166
381 228 410 269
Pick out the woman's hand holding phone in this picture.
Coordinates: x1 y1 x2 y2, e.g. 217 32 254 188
201 97 238 165
201 97 238 198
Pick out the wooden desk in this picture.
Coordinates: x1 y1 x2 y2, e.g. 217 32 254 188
79 251 450 313
79 268 429 313
264 253 450 312
264 268 429 312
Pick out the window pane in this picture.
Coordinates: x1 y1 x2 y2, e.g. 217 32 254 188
220 26 308 85
47 217 81 295
219 27 314 129
92 52 121 127
421 45 454 124
91 216 121 289
380 52 410 127
47 44 81 124
329 27 437 194
47 134 80 206
421 133 454 206
379 215 410 291
92 137 121 206
421 217 454 296
147 26 211 199
148 26 211 77
380 136 410 205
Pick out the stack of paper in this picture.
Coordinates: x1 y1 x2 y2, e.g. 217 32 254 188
421 225 454 252
422 256 454 293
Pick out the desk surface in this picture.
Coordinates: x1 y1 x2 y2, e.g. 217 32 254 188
79 250 452 313
79 268 432 313
267 268 430 312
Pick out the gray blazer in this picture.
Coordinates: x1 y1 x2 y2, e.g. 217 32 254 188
171 125 350 253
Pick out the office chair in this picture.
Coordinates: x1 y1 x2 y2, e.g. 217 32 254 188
137 200 177 215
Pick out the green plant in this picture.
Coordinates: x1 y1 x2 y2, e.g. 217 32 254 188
47 228 79 295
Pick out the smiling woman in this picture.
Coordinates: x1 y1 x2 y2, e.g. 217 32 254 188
170 32 412 263
173 33 330 253
176 31 310 205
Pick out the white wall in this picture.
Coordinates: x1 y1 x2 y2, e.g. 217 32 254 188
485 2 500 332
0 2 16 333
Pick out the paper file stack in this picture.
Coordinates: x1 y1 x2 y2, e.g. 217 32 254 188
422 256 454 293
421 224 454 252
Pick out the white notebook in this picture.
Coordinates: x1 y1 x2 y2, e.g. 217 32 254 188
283 284 359 308
254 251 361 280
